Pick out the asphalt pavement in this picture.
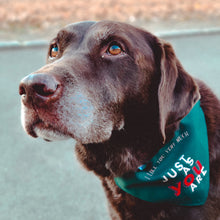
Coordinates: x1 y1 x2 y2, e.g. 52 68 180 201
0 31 219 220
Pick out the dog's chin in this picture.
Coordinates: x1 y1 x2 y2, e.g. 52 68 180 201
33 122 71 142
34 127 70 141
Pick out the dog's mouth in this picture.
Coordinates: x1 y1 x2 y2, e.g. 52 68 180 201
31 119 71 141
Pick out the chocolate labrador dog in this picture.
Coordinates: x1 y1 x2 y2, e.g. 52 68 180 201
19 21 220 219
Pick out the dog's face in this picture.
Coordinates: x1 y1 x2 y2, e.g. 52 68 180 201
19 21 199 144
19 21 156 143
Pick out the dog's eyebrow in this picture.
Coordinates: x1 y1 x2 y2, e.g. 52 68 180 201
92 30 117 43
57 30 76 44
91 31 128 48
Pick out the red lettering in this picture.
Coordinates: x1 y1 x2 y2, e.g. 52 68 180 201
192 160 202 175
168 182 181 196
184 174 194 187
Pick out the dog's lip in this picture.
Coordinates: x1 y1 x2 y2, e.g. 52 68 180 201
34 119 52 130
28 119 50 138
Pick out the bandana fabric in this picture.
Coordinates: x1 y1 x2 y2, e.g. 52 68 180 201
115 101 209 206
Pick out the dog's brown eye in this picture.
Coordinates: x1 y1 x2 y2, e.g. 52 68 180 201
108 44 122 55
50 44 59 58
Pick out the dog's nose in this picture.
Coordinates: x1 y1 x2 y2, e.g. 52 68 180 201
19 73 62 105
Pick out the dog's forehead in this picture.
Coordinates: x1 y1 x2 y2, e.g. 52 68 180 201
87 21 140 41
61 21 96 37
60 21 140 43
57 21 114 45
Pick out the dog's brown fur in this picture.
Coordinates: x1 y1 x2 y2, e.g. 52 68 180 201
19 21 220 220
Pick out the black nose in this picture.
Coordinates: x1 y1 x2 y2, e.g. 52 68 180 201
19 73 61 105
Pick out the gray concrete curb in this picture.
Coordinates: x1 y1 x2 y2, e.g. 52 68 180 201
156 27 220 39
0 40 48 48
0 27 220 49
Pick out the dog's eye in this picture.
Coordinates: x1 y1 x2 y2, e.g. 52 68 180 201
108 44 122 55
50 44 59 58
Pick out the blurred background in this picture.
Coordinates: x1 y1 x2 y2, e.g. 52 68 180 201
0 0 220 41
0 1 219 220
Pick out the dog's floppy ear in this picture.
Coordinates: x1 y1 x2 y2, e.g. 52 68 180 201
155 40 200 143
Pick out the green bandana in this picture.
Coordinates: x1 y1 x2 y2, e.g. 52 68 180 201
115 101 209 206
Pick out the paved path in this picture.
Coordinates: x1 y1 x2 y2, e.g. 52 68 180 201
0 32 219 220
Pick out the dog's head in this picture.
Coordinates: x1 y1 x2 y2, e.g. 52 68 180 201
19 21 199 144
